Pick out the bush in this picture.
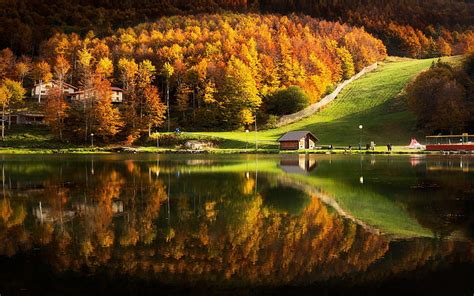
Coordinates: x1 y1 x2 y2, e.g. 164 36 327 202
263 115 279 129
265 86 310 116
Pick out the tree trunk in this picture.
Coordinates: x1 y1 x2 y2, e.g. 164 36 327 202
166 80 170 132
38 80 43 103
1 106 5 141
192 89 196 120
58 113 63 141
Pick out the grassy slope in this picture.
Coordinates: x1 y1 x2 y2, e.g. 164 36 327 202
193 56 461 149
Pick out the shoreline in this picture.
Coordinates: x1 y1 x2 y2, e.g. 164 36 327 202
0 147 472 155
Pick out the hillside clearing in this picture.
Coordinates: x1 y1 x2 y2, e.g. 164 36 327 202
192 56 462 149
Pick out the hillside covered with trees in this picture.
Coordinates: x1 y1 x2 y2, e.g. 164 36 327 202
1 0 473 58
0 14 387 144
0 1 473 146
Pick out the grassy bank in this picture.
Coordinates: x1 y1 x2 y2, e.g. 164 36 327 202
191 56 462 149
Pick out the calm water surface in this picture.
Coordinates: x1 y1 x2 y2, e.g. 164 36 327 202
0 154 473 295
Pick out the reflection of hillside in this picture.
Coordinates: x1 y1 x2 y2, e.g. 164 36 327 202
0 155 473 291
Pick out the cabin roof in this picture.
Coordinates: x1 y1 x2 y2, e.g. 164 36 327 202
70 87 123 95
34 80 78 90
278 131 318 142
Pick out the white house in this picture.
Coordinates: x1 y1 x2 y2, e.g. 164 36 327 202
69 87 124 103
111 87 124 103
31 80 78 99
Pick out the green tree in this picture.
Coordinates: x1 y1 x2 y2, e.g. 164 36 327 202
406 62 468 133
337 47 355 80
0 79 25 140
220 56 261 127
266 86 310 116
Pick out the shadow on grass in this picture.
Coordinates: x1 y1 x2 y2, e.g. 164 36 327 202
0 125 72 149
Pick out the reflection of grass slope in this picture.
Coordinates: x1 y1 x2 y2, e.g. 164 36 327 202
193 56 461 148
297 176 433 238
172 158 432 238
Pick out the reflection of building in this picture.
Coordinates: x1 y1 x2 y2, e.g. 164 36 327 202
32 203 75 223
33 200 125 223
73 200 125 215
279 155 318 174
278 131 319 150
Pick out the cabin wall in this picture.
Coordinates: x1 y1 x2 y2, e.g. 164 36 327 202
112 91 123 103
280 141 299 150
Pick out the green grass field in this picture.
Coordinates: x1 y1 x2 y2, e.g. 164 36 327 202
191 56 462 149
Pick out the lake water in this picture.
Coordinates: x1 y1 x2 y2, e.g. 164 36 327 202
0 154 473 295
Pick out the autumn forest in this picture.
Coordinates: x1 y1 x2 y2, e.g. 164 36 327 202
0 0 473 144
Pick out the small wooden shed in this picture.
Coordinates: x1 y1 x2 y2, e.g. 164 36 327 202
278 131 319 150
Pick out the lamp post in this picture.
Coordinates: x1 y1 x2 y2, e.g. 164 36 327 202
358 125 363 150
254 113 258 152
90 133 94 147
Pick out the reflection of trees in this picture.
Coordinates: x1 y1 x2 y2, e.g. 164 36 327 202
0 158 473 288
403 172 474 238
354 238 474 286
0 197 28 256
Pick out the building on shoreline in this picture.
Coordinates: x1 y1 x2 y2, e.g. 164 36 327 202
278 131 319 150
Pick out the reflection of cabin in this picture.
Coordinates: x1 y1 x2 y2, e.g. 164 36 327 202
279 155 318 174
69 87 124 103
31 80 78 99
33 203 75 223
73 200 125 216
278 131 319 150
33 200 125 223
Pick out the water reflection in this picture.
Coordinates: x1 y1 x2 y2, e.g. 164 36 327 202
0 154 473 294
279 154 317 174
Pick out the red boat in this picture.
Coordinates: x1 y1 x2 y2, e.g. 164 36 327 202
425 134 474 151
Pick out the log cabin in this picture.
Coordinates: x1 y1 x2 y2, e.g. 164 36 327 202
278 131 319 150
